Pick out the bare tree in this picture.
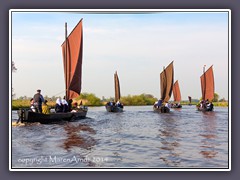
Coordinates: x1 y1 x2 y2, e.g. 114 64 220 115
12 61 17 98
12 61 17 72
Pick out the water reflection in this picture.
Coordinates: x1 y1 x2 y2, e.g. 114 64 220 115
158 115 181 166
60 122 97 167
199 112 218 159
11 107 228 168
111 118 123 163
62 123 96 151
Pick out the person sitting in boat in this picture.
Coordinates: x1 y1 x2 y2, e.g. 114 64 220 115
33 89 45 113
62 96 69 112
207 101 214 110
71 102 78 112
106 101 112 106
78 100 84 109
30 98 36 112
206 99 209 104
67 99 73 112
203 100 208 109
210 102 214 110
55 97 63 113
200 100 204 108
79 101 88 111
116 100 123 108
42 100 50 114
176 102 181 108
165 101 171 109
157 98 163 108
116 100 120 106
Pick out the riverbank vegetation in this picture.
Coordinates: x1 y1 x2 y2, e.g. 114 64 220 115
12 92 228 110
120 94 157 106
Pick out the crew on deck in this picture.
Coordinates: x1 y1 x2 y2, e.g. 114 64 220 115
62 96 69 112
106 100 123 109
199 99 214 110
55 97 63 113
33 89 44 113
154 98 163 108
165 101 171 109
116 100 123 108
30 98 37 112
42 100 50 114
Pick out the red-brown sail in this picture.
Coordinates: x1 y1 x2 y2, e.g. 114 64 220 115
61 19 83 100
173 80 181 102
160 61 174 102
114 71 121 102
160 71 166 101
200 65 214 101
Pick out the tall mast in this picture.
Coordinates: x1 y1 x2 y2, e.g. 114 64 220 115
65 22 68 100
203 65 206 100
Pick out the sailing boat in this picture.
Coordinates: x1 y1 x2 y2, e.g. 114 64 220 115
172 80 182 108
105 71 124 112
17 19 87 124
153 61 174 113
197 65 214 111
188 96 192 105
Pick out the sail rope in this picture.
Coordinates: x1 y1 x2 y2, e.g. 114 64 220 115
52 90 65 97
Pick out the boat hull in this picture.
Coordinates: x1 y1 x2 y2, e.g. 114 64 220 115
105 105 123 112
171 104 182 108
17 108 87 124
153 106 170 113
196 106 214 112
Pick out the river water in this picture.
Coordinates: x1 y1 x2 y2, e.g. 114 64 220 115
11 105 229 169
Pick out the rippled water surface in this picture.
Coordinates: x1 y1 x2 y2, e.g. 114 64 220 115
11 106 229 169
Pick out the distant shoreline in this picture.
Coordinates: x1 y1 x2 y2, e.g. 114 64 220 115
11 100 228 110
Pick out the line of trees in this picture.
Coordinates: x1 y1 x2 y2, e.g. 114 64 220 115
12 61 227 105
14 92 228 106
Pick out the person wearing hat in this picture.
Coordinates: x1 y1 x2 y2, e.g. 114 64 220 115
42 100 50 114
33 89 45 113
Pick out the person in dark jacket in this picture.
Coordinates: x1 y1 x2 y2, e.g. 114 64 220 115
33 89 44 113
67 99 73 112
61 96 69 112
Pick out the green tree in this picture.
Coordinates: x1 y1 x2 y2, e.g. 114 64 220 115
77 93 102 106
213 93 219 102
120 94 157 106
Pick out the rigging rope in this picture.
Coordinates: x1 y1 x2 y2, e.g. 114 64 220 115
52 90 65 97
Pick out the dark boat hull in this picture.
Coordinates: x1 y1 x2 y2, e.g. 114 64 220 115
153 106 170 113
172 104 182 108
17 108 87 124
197 106 214 112
105 105 123 112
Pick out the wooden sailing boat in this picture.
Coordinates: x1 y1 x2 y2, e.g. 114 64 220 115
153 61 174 113
172 80 182 108
188 96 192 105
197 65 214 111
18 19 87 124
105 71 124 112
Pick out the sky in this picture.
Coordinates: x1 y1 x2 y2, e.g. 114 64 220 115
11 10 229 101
